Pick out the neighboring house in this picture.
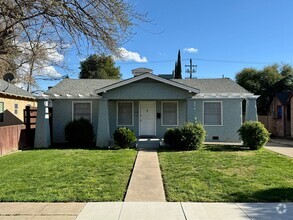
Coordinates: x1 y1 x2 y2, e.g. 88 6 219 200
34 68 258 148
0 79 36 126
264 92 292 137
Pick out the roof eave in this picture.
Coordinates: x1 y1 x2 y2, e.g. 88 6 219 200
0 91 36 100
95 73 200 94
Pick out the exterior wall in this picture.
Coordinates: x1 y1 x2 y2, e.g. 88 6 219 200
108 100 186 139
103 79 193 100
51 99 99 143
267 96 290 137
194 98 242 142
0 94 36 126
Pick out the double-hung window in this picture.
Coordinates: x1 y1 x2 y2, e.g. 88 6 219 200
162 101 178 126
117 102 133 126
203 101 222 126
14 103 18 114
73 102 92 122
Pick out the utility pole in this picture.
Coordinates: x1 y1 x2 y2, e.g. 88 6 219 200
185 59 197 79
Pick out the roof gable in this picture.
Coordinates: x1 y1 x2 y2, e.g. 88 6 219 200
276 92 292 105
95 73 200 94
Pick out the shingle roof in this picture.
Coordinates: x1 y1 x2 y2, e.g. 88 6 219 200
46 79 119 96
46 77 250 97
0 79 35 99
172 78 249 93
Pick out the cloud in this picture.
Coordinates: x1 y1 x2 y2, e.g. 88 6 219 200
183 48 199 54
116 47 147 63
15 41 64 79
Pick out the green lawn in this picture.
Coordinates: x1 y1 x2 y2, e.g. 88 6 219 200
159 145 293 202
0 149 137 202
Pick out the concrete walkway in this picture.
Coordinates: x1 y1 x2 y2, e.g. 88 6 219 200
265 139 293 158
124 149 166 202
0 202 292 219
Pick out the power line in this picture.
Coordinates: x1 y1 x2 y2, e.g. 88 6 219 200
115 57 273 65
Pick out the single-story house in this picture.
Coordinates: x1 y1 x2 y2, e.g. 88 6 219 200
34 68 258 148
0 79 36 126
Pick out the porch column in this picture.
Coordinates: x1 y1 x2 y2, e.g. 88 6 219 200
34 99 51 148
245 96 259 121
186 98 196 122
96 98 110 147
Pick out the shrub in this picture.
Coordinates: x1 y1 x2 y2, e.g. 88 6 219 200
163 128 182 149
64 118 95 148
181 123 206 150
113 127 137 148
163 123 206 150
238 121 270 150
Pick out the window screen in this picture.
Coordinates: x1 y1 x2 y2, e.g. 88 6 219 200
73 102 91 121
162 102 178 125
204 102 222 125
117 102 133 125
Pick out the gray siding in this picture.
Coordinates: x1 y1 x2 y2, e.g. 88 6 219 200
103 79 193 100
52 99 99 143
195 99 242 142
108 100 187 140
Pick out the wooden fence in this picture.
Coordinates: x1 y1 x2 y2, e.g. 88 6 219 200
258 115 274 133
0 106 37 156
0 124 26 156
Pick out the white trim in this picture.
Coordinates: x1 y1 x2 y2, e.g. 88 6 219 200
116 101 134 126
72 101 92 123
203 101 223 126
0 101 4 123
95 73 200 94
161 101 179 126
139 101 156 136
195 93 259 99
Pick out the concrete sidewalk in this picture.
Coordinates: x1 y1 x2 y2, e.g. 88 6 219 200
0 202 292 219
124 149 166 202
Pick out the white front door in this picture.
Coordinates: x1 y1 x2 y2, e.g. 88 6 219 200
139 101 156 136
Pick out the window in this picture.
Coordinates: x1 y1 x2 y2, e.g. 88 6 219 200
14 103 18 114
0 102 4 122
162 101 178 126
277 106 282 119
117 102 133 126
204 102 222 126
73 102 92 122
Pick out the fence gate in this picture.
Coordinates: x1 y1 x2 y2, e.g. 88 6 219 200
23 106 37 148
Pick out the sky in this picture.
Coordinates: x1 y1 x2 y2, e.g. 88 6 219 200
38 0 293 90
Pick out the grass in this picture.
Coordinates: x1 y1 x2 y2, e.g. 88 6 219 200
0 149 137 202
159 145 293 202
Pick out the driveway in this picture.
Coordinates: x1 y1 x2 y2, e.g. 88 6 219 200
265 139 293 157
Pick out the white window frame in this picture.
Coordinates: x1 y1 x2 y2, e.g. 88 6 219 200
0 101 4 123
203 101 223 126
72 101 92 123
161 101 179 126
116 101 134 126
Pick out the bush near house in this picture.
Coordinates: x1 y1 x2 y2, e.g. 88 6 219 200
113 127 137 149
238 121 270 150
163 128 181 149
64 118 95 148
164 123 206 150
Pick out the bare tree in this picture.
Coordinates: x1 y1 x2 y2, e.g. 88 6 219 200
0 0 145 83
